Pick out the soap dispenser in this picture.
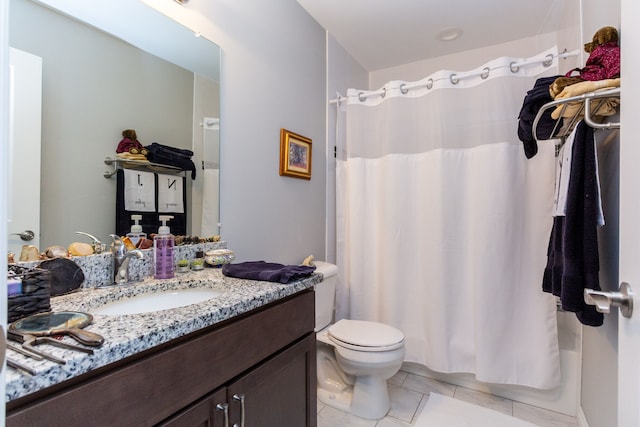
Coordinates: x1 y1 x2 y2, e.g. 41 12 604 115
127 215 147 247
154 215 175 279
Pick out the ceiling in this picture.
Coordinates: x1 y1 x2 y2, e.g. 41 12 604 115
297 0 568 71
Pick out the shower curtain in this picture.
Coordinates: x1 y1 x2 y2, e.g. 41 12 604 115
336 48 561 389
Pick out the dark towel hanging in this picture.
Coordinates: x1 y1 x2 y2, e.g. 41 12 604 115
542 121 603 326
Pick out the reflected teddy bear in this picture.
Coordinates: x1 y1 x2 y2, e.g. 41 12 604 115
116 129 149 156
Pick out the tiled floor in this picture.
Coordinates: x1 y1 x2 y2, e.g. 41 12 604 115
317 370 579 427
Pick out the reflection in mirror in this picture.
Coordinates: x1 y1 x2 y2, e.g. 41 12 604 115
8 0 220 254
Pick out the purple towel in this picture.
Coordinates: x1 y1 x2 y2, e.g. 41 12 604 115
222 261 316 284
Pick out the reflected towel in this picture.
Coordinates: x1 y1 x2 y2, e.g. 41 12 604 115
157 173 184 213
222 261 316 284
201 169 219 236
123 169 155 212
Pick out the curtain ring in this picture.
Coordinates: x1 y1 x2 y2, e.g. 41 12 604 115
510 62 520 73
400 84 408 94
542 54 554 67
380 88 386 98
450 73 459 85
358 92 366 102
426 79 433 90
481 67 490 79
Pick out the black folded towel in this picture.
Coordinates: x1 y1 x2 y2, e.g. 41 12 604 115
517 75 563 159
145 142 197 179
222 261 316 284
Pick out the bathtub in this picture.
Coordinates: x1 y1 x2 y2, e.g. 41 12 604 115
401 309 581 416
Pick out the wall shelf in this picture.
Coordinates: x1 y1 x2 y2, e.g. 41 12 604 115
104 157 187 178
533 87 620 143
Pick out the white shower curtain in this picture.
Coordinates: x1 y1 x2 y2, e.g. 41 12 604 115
336 48 561 389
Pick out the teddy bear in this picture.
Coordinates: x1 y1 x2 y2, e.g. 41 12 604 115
580 26 620 80
116 129 149 155
549 26 620 97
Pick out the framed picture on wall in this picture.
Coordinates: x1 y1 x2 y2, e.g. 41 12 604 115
279 128 312 180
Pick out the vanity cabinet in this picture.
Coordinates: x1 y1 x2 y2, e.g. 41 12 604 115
6 289 317 427
161 333 314 426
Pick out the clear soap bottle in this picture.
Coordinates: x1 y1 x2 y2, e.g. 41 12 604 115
154 215 175 279
126 214 147 247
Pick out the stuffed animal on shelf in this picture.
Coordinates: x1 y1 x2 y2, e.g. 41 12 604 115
580 25 620 81
550 26 620 98
116 129 149 155
584 26 618 56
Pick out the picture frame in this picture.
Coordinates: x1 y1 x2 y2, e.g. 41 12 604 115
279 128 312 180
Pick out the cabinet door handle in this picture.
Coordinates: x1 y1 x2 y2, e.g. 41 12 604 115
233 393 245 427
216 403 229 427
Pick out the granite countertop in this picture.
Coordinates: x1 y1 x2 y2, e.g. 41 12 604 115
6 268 320 402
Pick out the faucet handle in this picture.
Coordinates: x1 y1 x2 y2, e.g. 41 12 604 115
110 234 126 256
75 231 106 254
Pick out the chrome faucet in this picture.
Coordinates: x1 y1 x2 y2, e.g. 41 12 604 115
76 231 106 254
110 234 144 284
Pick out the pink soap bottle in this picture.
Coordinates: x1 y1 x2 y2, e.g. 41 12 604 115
154 215 175 279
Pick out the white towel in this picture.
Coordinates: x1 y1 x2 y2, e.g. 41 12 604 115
201 168 219 236
157 173 184 213
553 122 605 226
123 169 155 212
553 126 577 217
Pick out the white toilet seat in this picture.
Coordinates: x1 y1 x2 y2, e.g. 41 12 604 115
328 319 405 352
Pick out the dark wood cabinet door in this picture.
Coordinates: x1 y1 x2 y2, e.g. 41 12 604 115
158 388 227 427
227 334 317 427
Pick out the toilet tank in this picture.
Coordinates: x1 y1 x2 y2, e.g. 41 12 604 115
313 261 338 331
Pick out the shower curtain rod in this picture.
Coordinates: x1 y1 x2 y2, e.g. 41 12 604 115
329 48 580 105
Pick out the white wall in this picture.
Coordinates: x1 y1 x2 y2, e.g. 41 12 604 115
579 2 622 426
145 0 328 264
16 0 327 264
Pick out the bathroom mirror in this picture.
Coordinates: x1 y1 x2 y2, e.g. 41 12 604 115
8 0 221 253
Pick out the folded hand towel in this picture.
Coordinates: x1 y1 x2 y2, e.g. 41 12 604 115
123 169 155 212
157 173 185 213
551 78 620 120
222 261 316 284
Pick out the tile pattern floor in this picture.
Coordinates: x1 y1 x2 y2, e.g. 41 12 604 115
317 370 579 427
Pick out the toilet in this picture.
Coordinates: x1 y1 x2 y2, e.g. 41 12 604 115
314 261 405 420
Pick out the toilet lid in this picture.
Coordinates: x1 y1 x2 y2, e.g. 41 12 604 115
328 319 404 351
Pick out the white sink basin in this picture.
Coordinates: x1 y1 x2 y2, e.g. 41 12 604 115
91 288 225 315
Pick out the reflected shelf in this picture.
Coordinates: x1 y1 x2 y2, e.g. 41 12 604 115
104 156 187 178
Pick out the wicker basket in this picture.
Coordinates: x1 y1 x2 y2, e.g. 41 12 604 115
8 268 51 322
